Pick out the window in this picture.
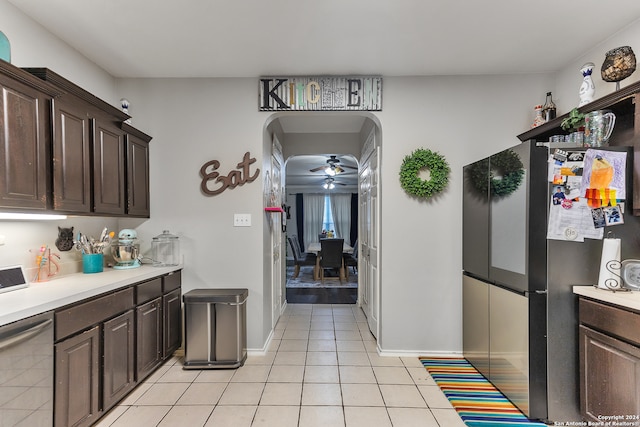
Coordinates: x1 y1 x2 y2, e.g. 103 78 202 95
322 195 335 233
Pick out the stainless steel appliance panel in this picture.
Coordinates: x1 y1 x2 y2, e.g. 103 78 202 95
463 160 490 281
462 274 490 379
489 285 531 415
0 311 53 426
489 142 548 294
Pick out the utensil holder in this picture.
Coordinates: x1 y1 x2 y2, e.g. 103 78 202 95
83 253 104 274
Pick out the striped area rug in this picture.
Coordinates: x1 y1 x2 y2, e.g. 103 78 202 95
420 357 548 427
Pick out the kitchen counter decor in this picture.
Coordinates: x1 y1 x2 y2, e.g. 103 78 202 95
399 148 450 198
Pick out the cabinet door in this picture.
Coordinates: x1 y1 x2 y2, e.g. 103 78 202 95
0 73 49 210
52 98 91 213
92 117 125 215
55 326 100 427
579 325 640 422
136 297 162 380
126 134 150 217
164 288 182 358
103 310 135 410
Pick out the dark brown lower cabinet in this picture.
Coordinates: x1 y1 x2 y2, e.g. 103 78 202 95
579 297 640 422
164 288 182 358
136 297 163 380
54 271 181 427
103 310 135 410
55 326 100 427
579 325 640 421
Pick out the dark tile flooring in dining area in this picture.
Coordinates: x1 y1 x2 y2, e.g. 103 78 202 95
285 264 358 304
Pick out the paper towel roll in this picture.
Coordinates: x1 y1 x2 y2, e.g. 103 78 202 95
598 238 621 289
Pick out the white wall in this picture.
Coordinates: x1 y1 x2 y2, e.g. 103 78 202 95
2 0 640 353
0 1 118 104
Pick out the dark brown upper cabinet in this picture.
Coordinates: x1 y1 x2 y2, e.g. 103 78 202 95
21 68 151 217
122 123 151 217
0 61 60 211
25 68 129 215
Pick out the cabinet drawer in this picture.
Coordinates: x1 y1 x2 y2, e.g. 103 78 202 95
55 287 134 341
579 298 640 346
163 270 181 293
136 277 162 304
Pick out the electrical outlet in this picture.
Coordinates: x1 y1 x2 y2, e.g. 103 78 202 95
233 214 251 227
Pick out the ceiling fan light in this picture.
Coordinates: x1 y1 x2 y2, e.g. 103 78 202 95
329 183 335 189
323 183 329 189
325 166 336 176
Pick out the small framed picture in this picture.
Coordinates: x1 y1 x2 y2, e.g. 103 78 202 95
603 205 624 226
591 208 606 228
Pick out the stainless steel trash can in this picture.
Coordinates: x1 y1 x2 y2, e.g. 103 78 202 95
183 288 248 369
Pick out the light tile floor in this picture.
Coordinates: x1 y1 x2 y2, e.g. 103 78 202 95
96 304 466 427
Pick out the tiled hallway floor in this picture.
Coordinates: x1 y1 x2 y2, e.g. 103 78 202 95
96 304 466 427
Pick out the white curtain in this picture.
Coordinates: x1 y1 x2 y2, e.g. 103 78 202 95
303 194 325 251
330 193 351 243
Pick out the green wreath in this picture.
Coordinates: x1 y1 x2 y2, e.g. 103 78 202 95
399 148 450 198
467 149 524 197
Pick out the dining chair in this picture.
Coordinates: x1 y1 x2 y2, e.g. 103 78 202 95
319 238 345 284
288 237 316 278
343 241 358 279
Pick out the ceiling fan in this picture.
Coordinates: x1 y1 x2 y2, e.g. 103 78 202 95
309 155 357 176
322 176 347 189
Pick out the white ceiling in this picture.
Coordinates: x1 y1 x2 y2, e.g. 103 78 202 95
285 155 359 191
7 0 640 79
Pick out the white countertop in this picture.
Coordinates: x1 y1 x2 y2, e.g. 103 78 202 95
573 285 640 311
0 264 183 327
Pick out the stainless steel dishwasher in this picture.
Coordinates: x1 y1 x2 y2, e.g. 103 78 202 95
0 311 54 427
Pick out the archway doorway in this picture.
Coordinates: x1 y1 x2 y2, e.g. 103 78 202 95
263 112 382 338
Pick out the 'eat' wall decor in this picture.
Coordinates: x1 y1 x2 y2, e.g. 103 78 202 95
200 152 260 196
259 76 382 111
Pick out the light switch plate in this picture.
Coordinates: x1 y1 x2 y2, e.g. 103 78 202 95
234 214 251 227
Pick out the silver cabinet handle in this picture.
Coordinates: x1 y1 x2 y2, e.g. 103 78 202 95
0 319 53 351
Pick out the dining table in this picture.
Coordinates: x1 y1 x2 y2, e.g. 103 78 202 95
306 241 353 281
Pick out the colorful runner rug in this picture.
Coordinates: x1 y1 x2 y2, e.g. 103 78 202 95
420 357 548 427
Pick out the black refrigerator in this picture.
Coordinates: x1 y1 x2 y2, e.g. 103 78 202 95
462 140 637 423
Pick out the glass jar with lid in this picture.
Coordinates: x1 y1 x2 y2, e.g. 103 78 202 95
151 230 180 266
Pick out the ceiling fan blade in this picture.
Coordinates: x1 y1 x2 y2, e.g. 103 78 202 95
309 166 327 172
335 181 347 185
342 165 358 170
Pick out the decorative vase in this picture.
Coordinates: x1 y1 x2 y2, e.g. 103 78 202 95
579 62 596 107
0 31 10 63
532 104 545 128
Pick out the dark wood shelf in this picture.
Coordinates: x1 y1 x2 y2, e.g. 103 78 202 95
517 80 640 142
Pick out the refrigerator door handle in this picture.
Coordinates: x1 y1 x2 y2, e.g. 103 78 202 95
525 290 548 296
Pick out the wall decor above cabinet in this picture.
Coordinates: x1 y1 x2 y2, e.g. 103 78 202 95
0 62 152 218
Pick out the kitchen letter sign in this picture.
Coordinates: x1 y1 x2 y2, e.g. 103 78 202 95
200 152 260 196
259 76 382 111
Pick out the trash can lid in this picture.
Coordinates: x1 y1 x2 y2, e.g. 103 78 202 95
183 288 248 303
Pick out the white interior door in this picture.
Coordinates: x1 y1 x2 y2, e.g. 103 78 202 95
271 137 284 328
359 131 379 338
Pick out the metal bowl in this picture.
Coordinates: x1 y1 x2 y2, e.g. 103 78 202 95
111 242 140 265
